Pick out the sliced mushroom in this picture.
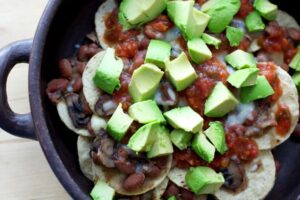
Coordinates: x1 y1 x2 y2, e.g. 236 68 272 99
95 94 118 117
220 161 246 191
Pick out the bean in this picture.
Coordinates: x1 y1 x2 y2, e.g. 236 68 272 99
181 188 195 200
115 160 135 174
72 77 83 92
123 173 145 191
117 146 129 160
164 183 179 197
59 59 72 79
76 61 86 75
46 79 69 104
78 45 90 61
143 164 161 177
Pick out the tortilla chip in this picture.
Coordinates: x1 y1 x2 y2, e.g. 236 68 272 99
77 136 95 181
276 10 300 30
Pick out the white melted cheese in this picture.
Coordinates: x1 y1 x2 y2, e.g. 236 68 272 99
226 102 255 126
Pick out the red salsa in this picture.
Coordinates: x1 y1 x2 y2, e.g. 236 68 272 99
236 0 254 19
275 104 292 136
113 72 132 111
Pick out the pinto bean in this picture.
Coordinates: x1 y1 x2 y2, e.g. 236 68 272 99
77 43 101 61
115 160 135 174
76 61 86 74
139 38 150 50
142 164 161 177
164 183 179 197
123 173 145 191
72 77 83 92
46 79 69 104
181 188 195 200
59 59 72 79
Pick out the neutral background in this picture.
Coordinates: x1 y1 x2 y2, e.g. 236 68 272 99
0 0 70 199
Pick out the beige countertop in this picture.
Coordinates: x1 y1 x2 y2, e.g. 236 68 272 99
0 0 70 199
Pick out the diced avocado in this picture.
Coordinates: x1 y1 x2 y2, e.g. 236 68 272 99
192 132 215 163
186 9 211 39
139 0 167 20
170 129 193 150
254 0 278 21
129 63 164 102
226 26 244 47
240 75 274 103
93 48 123 94
145 40 171 69
128 100 165 124
245 11 265 32
127 122 159 152
201 33 222 49
204 82 239 118
185 167 225 195
225 50 256 69
147 126 174 158
292 72 300 91
90 180 115 200
203 0 241 33
168 196 177 200
107 104 133 141
188 38 212 64
204 122 228 154
164 106 204 133
227 68 259 88
289 46 300 71
165 52 197 91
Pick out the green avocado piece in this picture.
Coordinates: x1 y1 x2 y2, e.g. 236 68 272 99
204 82 239 118
147 126 174 158
226 26 244 47
128 100 165 124
93 48 123 94
129 63 164 102
245 11 265 32
203 0 241 33
292 72 300 92
127 122 160 152
289 46 300 71
225 50 256 69
201 33 221 49
192 132 215 163
90 180 115 200
107 104 134 141
204 122 228 154
165 52 197 91
188 38 212 64
185 167 225 195
139 0 167 20
167 196 177 200
254 0 278 21
227 68 259 88
240 75 274 103
164 106 204 133
145 40 171 69
186 9 211 39
170 129 193 150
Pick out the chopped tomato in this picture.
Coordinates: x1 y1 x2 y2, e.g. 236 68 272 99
275 104 292 136
236 0 254 19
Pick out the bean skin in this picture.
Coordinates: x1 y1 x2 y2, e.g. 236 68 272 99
59 59 72 79
123 173 145 191
72 77 83 92
115 160 135 174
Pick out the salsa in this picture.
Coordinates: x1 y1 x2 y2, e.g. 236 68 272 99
236 0 254 19
275 104 292 136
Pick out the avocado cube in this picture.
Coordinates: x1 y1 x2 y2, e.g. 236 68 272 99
192 132 215 163
204 122 228 154
225 50 256 69
186 9 211 39
188 38 212 64
240 76 274 103
129 63 164 102
164 106 204 133
170 129 193 150
93 48 123 94
128 100 165 124
227 68 259 88
127 122 159 152
147 126 174 158
138 0 167 20
119 0 148 25
292 72 300 92
165 52 197 91
289 47 300 71
226 26 244 47
201 33 222 49
145 40 171 69
185 167 225 195
107 104 133 141
254 0 278 21
90 180 115 200
204 82 239 118
245 11 265 32
167 196 177 200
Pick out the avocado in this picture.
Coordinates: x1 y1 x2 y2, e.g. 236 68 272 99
292 72 300 91
145 40 171 69
128 100 165 124
129 63 164 102
168 196 177 200
140 0 167 20
188 38 212 64
225 50 256 69
93 48 123 94
240 75 274 103
170 129 193 150
165 52 197 91
227 68 259 88
107 104 134 141
245 11 265 32
127 122 159 152
226 26 244 47
204 82 239 118
202 0 241 33
147 126 174 158
204 121 227 154
185 167 225 195
164 106 204 133
186 8 211 39
192 132 215 163
90 180 115 200
254 0 277 21
289 46 300 71
201 33 221 49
